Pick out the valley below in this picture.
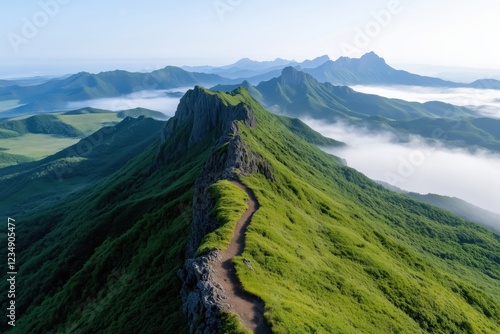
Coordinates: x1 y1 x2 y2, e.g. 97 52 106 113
1 52 499 334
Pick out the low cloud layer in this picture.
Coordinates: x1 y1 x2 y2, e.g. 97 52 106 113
65 89 189 117
304 119 500 216
351 85 500 118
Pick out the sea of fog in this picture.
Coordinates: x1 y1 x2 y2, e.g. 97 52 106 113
65 89 189 117
64 85 500 217
304 119 500 216
351 85 500 118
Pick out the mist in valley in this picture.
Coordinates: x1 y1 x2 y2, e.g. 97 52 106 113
351 85 500 118
304 119 500 217
65 89 188 117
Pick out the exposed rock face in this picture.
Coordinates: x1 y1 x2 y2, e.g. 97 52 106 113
158 86 273 333
188 122 273 258
158 86 256 162
178 250 229 334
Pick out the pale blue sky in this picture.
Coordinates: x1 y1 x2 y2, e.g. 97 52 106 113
1 0 499 75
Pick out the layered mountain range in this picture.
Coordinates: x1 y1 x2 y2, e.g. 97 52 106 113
2 86 499 333
2 52 500 119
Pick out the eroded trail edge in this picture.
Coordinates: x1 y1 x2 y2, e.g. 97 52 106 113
212 181 271 333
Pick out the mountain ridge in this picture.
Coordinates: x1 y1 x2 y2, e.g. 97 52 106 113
214 66 477 121
212 67 500 153
304 52 500 88
1 86 499 333
0 67 232 118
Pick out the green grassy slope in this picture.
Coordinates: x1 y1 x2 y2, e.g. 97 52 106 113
216 69 500 153
0 134 80 165
0 116 165 217
229 67 476 121
0 114 84 138
0 151 34 166
388 117 500 152
407 193 500 234
0 123 211 334
197 180 249 254
1 87 498 334
0 108 166 166
201 88 500 333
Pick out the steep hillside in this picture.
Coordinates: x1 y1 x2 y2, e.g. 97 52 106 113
1 87 499 334
215 69 500 153
215 67 476 121
0 116 165 217
407 193 500 234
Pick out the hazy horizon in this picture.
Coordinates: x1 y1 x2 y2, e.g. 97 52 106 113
2 57 500 86
1 1 500 73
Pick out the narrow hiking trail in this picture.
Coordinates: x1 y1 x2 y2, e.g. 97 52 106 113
212 181 272 334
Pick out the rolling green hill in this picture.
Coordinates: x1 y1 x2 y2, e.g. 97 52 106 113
214 67 476 121
0 67 231 117
117 107 168 120
387 117 500 152
0 116 165 217
1 87 499 333
215 68 500 153
0 108 168 166
0 114 84 138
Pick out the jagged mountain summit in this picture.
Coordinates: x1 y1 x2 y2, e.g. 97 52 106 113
213 67 500 153
2 86 499 333
181 55 331 80
214 66 476 120
303 52 500 88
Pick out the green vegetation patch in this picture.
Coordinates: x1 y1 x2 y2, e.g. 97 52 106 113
219 312 252 334
58 112 120 135
222 89 500 333
3 87 499 334
197 180 248 255
0 133 80 160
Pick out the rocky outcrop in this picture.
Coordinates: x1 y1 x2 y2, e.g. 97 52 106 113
157 86 256 163
178 250 229 334
158 86 273 257
187 122 273 258
158 86 273 333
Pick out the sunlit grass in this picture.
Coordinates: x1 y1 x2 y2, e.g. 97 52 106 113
3 87 499 334
58 113 120 135
0 133 79 159
197 180 248 255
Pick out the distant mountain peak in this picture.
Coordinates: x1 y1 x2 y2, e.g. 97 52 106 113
331 52 386 66
361 51 381 58
359 51 387 65
280 66 311 85
299 55 332 69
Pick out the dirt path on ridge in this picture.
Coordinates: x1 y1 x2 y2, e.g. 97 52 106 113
212 181 271 333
